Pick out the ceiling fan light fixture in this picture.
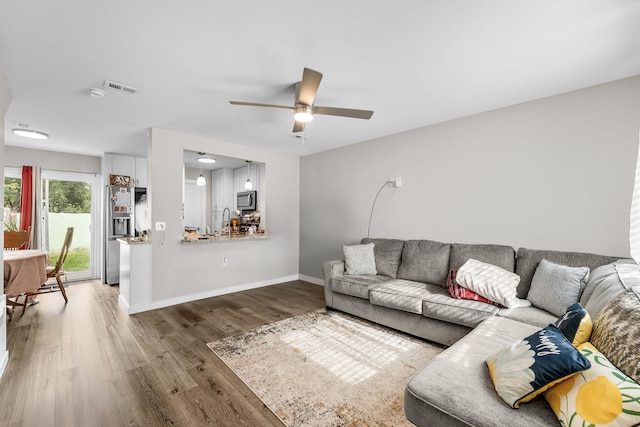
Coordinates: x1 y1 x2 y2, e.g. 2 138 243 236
294 105 314 123
12 128 49 140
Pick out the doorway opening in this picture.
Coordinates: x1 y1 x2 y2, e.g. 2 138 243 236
41 171 100 281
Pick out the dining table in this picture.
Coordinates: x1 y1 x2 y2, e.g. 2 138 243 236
3 249 49 298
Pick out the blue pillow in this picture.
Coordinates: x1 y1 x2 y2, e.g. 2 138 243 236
487 325 591 408
553 303 592 346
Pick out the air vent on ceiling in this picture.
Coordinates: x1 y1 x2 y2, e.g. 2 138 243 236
103 80 139 95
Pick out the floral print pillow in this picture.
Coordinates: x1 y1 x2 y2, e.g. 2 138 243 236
544 342 640 426
487 325 591 408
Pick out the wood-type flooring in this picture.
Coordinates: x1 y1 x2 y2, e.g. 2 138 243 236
0 280 325 426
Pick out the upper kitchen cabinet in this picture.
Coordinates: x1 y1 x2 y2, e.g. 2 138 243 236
135 157 147 187
233 161 260 194
104 153 147 187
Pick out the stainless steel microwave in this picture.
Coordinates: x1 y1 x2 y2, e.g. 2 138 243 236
237 190 257 211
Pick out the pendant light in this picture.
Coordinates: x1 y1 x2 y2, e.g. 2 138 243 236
196 163 206 186
244 160 253 190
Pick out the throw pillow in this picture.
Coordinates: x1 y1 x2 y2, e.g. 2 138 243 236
487 325 591 408
456 259 530 308
343 243 377 275
544 342 640 426
526 259 590 317
590 289 640 384
447 271 503 307
553 303 593 346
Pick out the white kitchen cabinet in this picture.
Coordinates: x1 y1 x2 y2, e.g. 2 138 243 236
105 153 147 187
118 239 150 313
135 157 147 187
233 163 259 194
211 168 234 229
106 153 136 183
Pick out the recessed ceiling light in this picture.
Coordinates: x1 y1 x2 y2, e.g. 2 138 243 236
88 87 106 98
197 152 216 163
12 129 49 140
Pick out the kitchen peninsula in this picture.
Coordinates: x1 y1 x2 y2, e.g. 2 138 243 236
117 236 150 313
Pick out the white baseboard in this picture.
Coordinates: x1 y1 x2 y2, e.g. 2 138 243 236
118 294 131 312
299 274 323 286
0 350 8 380
126 274 300 314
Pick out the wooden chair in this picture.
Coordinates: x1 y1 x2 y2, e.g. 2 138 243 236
3 226 31 250
26 227 73 308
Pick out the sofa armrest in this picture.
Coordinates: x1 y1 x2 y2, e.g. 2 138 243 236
322 259 345 285
322 259 345 308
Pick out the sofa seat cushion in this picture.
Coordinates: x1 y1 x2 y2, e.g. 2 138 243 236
422 292 501 328
405 316 558 427
496 306 558 328
332 274 390 300
369 280 442 314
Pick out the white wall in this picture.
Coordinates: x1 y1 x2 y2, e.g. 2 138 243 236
4 146 101 174
0 68 12 379
300 76 640 279
148 128 300 303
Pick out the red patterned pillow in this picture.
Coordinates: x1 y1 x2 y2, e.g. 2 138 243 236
447 270 503 307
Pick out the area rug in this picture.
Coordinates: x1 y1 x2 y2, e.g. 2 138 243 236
207 309 444 426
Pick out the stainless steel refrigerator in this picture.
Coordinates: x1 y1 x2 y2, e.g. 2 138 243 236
104 185 134 284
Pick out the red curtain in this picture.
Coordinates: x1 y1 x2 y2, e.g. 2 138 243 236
19 166 33 232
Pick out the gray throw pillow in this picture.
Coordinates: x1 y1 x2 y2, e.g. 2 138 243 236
526 259 590 317
343 243 377 275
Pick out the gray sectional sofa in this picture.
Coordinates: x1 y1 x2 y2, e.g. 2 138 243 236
322 238 639 426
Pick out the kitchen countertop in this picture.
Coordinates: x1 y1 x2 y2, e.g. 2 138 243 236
181 233 268 244
117 237 151 245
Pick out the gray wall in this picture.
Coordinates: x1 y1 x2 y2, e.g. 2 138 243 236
300 76 640 280
4 146 101 174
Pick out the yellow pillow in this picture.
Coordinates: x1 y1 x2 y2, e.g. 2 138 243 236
544 342 640 426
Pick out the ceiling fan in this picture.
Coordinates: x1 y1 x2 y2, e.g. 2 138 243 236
229 68 374 133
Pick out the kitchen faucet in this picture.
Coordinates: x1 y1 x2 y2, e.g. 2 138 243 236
222 207 231 237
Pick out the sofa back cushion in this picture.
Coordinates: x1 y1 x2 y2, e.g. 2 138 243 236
515 248 618 299
516 248 618 298
396 240 450 286
361 238 404 278
449 243 515 273
581 259 637 319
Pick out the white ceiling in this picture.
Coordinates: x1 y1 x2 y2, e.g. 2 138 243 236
1 1 639 158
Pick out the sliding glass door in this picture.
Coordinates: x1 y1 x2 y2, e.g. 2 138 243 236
41 171 100 281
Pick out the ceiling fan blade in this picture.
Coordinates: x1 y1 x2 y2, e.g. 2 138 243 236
292 120 306 133
229 101 294 110
297 68 323 106
313 106 374 120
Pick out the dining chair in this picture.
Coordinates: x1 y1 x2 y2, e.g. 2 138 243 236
3 226 31 250
25 227 73 310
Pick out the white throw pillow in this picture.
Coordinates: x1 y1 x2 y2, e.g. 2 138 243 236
343 243 377 275
456 259 530 308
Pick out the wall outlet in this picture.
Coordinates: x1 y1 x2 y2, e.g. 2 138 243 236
394 176 402 187
223 257 229 267
155 222 166 231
